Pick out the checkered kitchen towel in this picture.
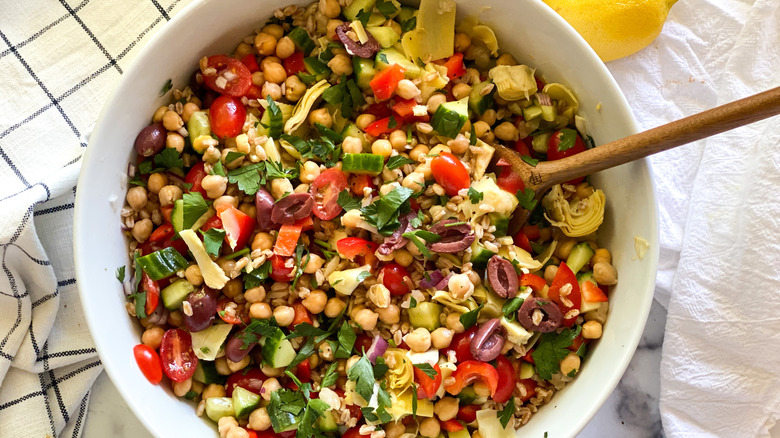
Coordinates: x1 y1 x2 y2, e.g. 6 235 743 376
0 1 189 436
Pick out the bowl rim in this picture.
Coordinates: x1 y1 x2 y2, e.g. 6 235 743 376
73 0 659 436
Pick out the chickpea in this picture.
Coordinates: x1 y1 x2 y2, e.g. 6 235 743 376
480 109 498 126
494 121 519 141
454 32 471 52
345 355 361 372
126 186 148 211
496 53 517 66
218 416 238 438
226 428 249 438
426 93 447 113
252 232 274 251
448 273 473 299
389 130 407 151
327 54 353 76
262 24 284 39
324 297 346 318
434 396 459 421
200 174 227 199
326 19 344 39
223 279 243 299
167 310 183 327
401 171 425 192
393 248 413 267
248 407 271 431
302 289 328 314
452 83 472 100
304 254 325 274
342 136 363 154
405 328 431 353
263 62 287 85
556 239 577 260
419 417 441 438
164 132 184 153
319 0 341 18
355 114 377 131
201 383 225 401
244 286 266 304
371 139 392 157
260 378 281 401
215 356 232 375
473 120 491 139
353 308 379 331
430 327 454 349
544 264 558 285
298 161 321 184
213 195 238 211
152 106 168 123
254 32 277 56
396 79 420 100
409 144 429 162
384 422 406 438
180 103 199 124
234 41 254 59
172 377 192 397
147 173 167 194
158 185 183 207
560 352 581 376
275 36 295 59
132 218 153 243
261 82 282 100
308 108 332 128
582 320 603 339
284 75 306 101
448 134 469 154
273 306 295 326
228 354 251 373
591 248 612 266
593 262 618 285
429 144 451 156
270 178 294 199
162 110 183 131
376 304 400 324
445 312 465 333
142 326 164 350
341 209 362 228
250 302 273 319
184 265 203 286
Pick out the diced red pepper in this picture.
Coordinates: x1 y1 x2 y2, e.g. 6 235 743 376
336 237 378 266
519 378 538 402
442 52 466 79
582 279 609 303
217 205 255 250
513 137 533 156
296 358 312 383
149 223 174 243
291 301 313 327
363 101 394 119
513 231 533 253
496 166 526 194
184 162 208 196
445 361 499 397
369 63 405 101
364 116 398 137
440 419 464 432
270 254 294 282
160 206 173 224
522 349 535 364
392 98 417 119
457 405 479 423
548 262 582 327
295 215 314 231
521 224 541 240
520 273 547 292
240 54 260 73
244 84 262 99
414 363 442 399
567 333 586 353
141 272 160 316
350 174 376 196
274 224 303 257
283 51 306 76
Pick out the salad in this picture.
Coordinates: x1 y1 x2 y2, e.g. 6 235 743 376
119 0 618 437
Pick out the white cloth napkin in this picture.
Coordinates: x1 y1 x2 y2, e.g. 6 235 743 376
606 0 780 435
0 0 187 436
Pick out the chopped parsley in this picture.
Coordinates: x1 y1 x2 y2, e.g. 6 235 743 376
459 304 484 330
159 78 172 96
361 186 415 236
376 0 398 18
386 155 416 170
337 191 362 211
556 128 578 152
320 362 339 388
412 363 437 379
502 297 524 321
237 318 280 349
521 155 539 167
115 266 125 283
181 192 209 230
468 187 484 203
227 163 264 195
225 151 245 163
243 261 271 289
210 160 226 177
516 188 538 211
153 148 183 170
322 76 364 119
281 134 342 168
200 228 226 257
470 123 478 146
498 397 515 428
355 8 371 27
400 16 417 34
531 325 582 380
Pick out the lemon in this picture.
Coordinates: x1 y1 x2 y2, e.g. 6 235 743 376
543 0 677 62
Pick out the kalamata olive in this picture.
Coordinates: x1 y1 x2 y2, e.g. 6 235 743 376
427 219 475 253
487 255 519 298
255 187 276 231
469 318 506 362
271 193 314 225
378 212 415 255
517 297 563 333
225 333 255 363
134 122 166 157
183 287 218 332
335 23 381 58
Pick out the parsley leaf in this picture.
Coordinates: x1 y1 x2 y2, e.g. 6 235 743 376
470 123 478 146
346 354 375 402
115 266 125 283
181 192 209 230
243 261 271 289
373 356 389 379
386 155 416 170
400 16 416 33
361 186 414 236
265 160 299 180
268 389 306 432
377 53 389 64
228 163 263 195
499 397 515 428
225 151 245 163
130 291 147 319
387 115 398 129
200 228 226 257
376 0 398 18
356 8 371 27
356 270 371 283
516 188 538 211
237 318 280 349
321 362 339 388
532 325 582 380
412 363 437 379
337 191 362 211
409 296 417 308
282 134 341 168
502 297 524 321
314 122 343 144
404 233 431 258
521 155 539 167
468 187 483 203
133 250 142 291
459 304 484 330
556 128 578 152
153 148 183 169
403 229 440 243
410 209 424 228
287 322 327 340
159 78 172 96
296 399 330 438
211 160 226 177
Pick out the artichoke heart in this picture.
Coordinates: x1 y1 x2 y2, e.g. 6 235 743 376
383 348 414 392
488 65 538 101
542 184 606 237
284 79 330 134
432 290 478 314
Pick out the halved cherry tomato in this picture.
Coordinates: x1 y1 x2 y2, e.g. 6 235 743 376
513 231 533 253
337 237 378 266
445 361 500 397
310 168 348 220
291 301 313 327
269 254 294 282
350 174 376 196
496 166 525 194
217 296 250 325
457 404 480 423
133 344 162 384
520 273 547 292
254 430 295 438
582 279 609 303
548 129 587 184
210 95 247 138
217 205 255 250
518 378 538 402
513 137 533 156
244 84 262 100
201 55 252 97
370 63 405 101
414 363 442 399
547 262 582 327
138 232 188 258
158 329 198 382
354 334 374 354
380 263 411 296
240 54 260 73
141 272 160 316
184 161 208 196
149 223 175 243
442 52 466 79
492 355 517 403
440 419 464 432
296 358 312 383
364 116 398 137
431 152 470 196
226 368 267 397
343 426 371 438
283 51 305 75
443 326 476 362
160 206 173 223
274 223 303 257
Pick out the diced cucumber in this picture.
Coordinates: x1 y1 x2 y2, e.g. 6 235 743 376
193 360 226 385
136 247 188 280
448 426 472 438
340 123 368 148
353 57 377 90
457 386 477 404
287 27 315 55
341 153 384 175
316 410 339 432
567 242 595 274
191 323 233 361
205 397 235 422
407 302 442 331
578 271 602 313
375 48 421 77
232 386 261 418
343 0 376 21
261 329 296 368
470 241 496 270
187 111 211 153
171 199 185 232
367 26 400 48
161 279 195 310
531 132 552 154
303 57 331 83
469 81 495 116
431 97 469 138
518 361 535 379
540 103 557 122
488 213 510 238
397 6 416 23
522 105 543 122
367 12 388 26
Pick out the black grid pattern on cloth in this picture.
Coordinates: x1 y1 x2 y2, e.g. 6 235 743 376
0 0 184 436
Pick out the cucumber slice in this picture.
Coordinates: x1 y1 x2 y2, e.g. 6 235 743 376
171 199 185 233
232 386 261 419
341 153 384 175
287 27 315 55
343 0 376 21
518 361 535 379
303 56 331 82
374 48 421 77
469 81 495 116
488 213 510 238
457 386 477 404
470 241 496 270
353 57 377 90
430 97 469 138
205 397 235 422
261 329 296 368
316 410 339 432
407 302 442 331
257 101 294 139
578 271 602 313
161 279 195 310
397 6 416 23
531 132 552 154
522 105 543 122
187 111 211 153
190 323 233 361
135 247 188 280
366 26 400 48
193 360 226 385
341 123 368 148
566 242 595 274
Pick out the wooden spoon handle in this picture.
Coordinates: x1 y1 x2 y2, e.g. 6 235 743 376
534 86 780 189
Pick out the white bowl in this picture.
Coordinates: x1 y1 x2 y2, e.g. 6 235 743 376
74 0 659 436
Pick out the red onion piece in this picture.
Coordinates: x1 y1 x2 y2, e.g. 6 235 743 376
365 335 388 364
419 270 445 289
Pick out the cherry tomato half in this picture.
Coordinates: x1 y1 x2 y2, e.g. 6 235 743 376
217 296 250 325
184 161 209 196
496 166 525 194
201 55 252 97
209 95 246 138
457 404 480 423
431 152 470 196
337 237 378 267
350 174 376 196
443 326 477 362
226 368 267 397
133 344 162 384
492 355 517 403
158 329 198 382
270 254 294 282
548 128 587 184
381 263 411 296
310 168 348 220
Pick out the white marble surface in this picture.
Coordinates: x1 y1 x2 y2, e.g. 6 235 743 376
80 299 671 438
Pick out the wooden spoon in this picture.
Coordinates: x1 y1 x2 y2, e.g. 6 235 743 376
495 86 780 226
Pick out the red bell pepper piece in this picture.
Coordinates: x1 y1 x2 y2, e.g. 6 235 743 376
160 206 173 223
582 279 609 302
141 272 160 316
520 273 547 292
548 262 582 327
522 224 541 240
519 378 538 402
370 64 405 101
392 98 417 119
149 223 175 243
363 101 394 119
336 237 378 266
513 231 533 253
440 419 464 432
444 361 499 397
217 205 255 250
364 116 398 137
442 52 466 79
296 358 312 383
283 51 306 76
274 223 303 257
496 166 526 194
291 301 313 327
522 349 535 364
414 363 442 399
